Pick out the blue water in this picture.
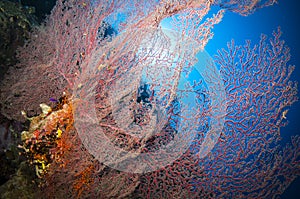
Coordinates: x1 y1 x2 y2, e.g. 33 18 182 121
207 0 300 134
119 1 300 196
160 1 300 197
206 1 300 198
94 0 300 197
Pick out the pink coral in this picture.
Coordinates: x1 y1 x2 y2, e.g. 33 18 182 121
2 0 299 198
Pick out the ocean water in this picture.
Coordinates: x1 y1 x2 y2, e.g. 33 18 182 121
1 0 299 198
206 1 300 197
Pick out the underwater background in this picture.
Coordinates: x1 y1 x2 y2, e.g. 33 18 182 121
207 1 300 197
0 0 299 198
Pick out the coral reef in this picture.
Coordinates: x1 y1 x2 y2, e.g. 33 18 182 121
0 0 299 198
